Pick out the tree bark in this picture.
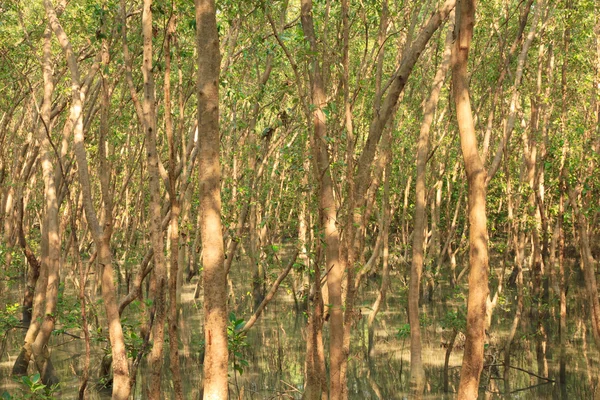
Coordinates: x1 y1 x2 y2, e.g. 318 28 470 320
408 16 454 395
300 1 344 398
13 25 59 386
452 1 490 398
164 11 184 400
196 0 229 398
141 1 168 397
43 2 131 398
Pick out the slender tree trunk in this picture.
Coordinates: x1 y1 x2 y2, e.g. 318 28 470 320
31 54 61 391
367 161 391 359
196 0 228 398
453 1 490 398
300 2 344 398
141 1 168 397
303 245 327 400
558 4 571 389
558 191 567 389
43 3 131 398
408 17 454 394
164 12 184 400
17 196 41 329
14 24 59 386
72 212 91 399
443 329 458 393
13 216 48 377
12 27 52 377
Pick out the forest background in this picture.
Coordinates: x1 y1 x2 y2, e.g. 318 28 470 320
0 0 599 399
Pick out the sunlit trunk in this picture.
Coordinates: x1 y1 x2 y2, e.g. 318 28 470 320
12 26 53 380
453 1 490 398
196 0 229 397
43 2 131 398
299 2 344 398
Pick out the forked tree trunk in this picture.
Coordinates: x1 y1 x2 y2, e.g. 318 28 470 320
452 1 490 398
43 2 131 398
12 26 56 382
196 0 229 398
31 50 61 391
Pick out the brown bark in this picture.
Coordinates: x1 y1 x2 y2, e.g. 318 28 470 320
17 196 40 329
300 1 344 398
196 0 229 398
303 246 327 400
71 211 91 399
452 1 490 398
164 11 184 400
141 1 168 397
408 17 454 394
43 2 131 398
31 37 61 389
443 329 458 393
13 24 59 386
339 2 355 398
558 7 570 388
558 192 567 388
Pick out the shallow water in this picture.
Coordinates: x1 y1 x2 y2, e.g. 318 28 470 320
1 262 598 399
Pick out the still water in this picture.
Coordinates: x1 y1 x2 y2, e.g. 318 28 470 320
0 262 598 399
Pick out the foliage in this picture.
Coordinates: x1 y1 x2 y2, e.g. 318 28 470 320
1 373 60 400
0 303 21 337
53 283 82 335
228 313 249 376
0 0 599 396
440 308 466 333
396 323 410 340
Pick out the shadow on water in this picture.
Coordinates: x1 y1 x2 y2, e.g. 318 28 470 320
1 261 599 399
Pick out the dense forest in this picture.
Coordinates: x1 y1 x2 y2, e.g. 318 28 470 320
0 0 599 399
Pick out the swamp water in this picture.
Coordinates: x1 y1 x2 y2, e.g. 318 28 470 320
1 262 599 399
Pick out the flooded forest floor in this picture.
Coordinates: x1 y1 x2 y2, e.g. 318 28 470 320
1 253 598 399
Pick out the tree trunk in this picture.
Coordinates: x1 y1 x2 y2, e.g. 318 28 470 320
452 1 490 398
303 250 327 400
43 2 131 398
141 1 168 397
300 2 344 398
164 10 184 400
408 16 454 395
12 26 53 379
196 0 229 398
31 24 61 385
367 161 391 359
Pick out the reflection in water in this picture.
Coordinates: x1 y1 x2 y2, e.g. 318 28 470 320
1 267 599 399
